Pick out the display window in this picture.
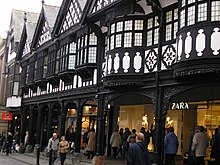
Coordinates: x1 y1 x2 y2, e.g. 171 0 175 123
168 101 220 160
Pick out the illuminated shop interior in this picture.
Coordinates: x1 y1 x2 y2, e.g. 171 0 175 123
167 100 220 159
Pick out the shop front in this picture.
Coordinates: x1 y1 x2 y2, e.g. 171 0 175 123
168 86 220 162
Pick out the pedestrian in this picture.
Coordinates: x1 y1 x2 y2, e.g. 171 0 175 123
164 127 179 165
59 136 69 165
68 128 75 153
86 128 96 159
210 127 220 165
47 133 59 165
127 129 136 146
127 132 150 165
185 128 196 165
140 127 151 148
24 131 29 147
82 127 89 150
191 126 209 165
110 128 121 159
0 131 6 152
121 127 131 160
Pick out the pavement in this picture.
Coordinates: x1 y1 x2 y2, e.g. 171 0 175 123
7 151 127 165
6 151 188 165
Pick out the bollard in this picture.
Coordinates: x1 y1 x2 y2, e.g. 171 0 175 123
49 149 52 165
36 146 40 165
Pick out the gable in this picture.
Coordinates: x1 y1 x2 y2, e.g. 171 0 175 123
60 0 85 34
37 20 51 47
91 0 119 14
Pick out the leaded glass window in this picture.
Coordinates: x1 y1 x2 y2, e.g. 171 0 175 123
187 6 195 26
212 1 220 21
198 3 207 22
124 33 132 47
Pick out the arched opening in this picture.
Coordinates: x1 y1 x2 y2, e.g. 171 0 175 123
106 93 155 156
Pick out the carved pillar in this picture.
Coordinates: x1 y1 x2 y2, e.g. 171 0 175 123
75 100 82 152
59 100 66 136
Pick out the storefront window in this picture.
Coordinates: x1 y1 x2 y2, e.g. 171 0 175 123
168 101 220 160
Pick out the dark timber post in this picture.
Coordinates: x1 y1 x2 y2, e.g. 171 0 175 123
146 0 165 164
75 100 82 153
59 100 66 137
95 95 105 164
36 104 42 146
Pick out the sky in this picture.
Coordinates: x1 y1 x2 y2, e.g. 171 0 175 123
0 0 62 39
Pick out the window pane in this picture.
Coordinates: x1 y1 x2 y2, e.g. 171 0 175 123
166 24 172 41
188 0 195 5
212 1 220 21
116 21 123 32
69 42 76 53
198 3 207 22
124 32 132 47
135 20 144 30
89 33 97 45
88 47 97 63
154 28 159 45
187 6 195 26
147 30 153 46
124 20 132 31
180 10 185 28
115 34 122 48
134 33 142 46
110 35 114 50
147 18 153 29
174 22 178 39
166 11 172 23
111 23 115 34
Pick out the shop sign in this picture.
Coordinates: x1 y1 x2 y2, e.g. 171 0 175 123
1 112 13 121
171 102 189 110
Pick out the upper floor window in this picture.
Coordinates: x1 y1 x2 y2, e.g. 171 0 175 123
179 0 220 29
76 31 97 65
165 7 178 41
146 17 159 46
212 1 220 21
109 18 144 49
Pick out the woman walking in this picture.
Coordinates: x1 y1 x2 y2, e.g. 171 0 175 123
59 136 69 165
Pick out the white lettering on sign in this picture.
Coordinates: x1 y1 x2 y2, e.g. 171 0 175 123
171 102 189 110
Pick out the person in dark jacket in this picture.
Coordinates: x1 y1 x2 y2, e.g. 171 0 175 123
6 132 13 155
121 128 131 160
127 132 150 165
164 127 179 165
211 127 220 165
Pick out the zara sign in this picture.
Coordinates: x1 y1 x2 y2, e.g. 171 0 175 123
171 102 190 110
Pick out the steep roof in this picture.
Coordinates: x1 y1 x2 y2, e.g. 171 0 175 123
31 4 60 49
43 4 60 32
9 9 38 42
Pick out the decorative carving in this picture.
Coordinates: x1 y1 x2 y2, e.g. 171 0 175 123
114 53 120 73
134 52 142 73
177 35 183 61
185 32 192 58
211 27 220 56
107 54 112 74
123 52 130 73
196 29 205 57
162 44 176 69
145 49 157 73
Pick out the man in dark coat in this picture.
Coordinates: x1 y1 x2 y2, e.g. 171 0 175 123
211 127 220 165
127 133 150 165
